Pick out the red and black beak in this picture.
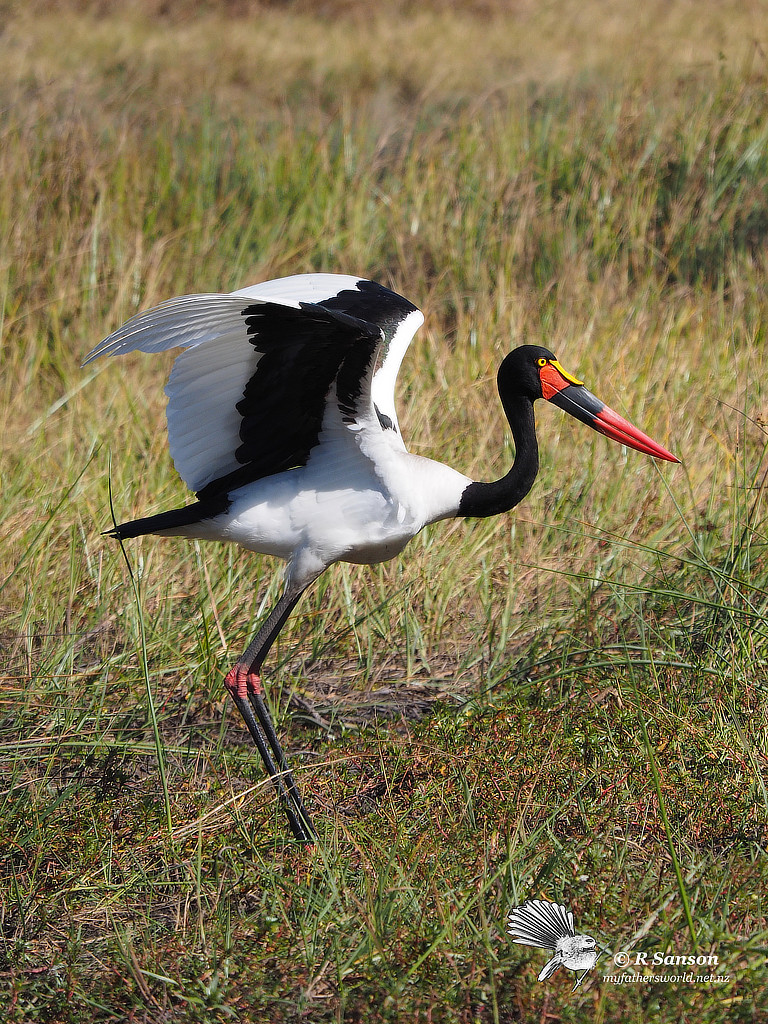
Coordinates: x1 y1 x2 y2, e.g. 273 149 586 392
539 360 679 463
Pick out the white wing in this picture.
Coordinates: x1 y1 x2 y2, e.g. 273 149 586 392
84 274 422 496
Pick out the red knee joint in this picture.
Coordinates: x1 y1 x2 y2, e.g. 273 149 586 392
245 672 263 697
224 665 262 701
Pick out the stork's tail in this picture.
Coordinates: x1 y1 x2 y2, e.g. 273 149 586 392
105 496 230 540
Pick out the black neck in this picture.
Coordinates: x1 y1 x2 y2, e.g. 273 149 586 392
457 394 540 518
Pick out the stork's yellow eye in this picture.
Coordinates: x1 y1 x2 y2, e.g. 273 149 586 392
537 358 548 367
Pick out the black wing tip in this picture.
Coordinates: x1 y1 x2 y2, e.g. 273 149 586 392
238 278 418 332
320 279 419 323
239 298 380 344
297 300 382 337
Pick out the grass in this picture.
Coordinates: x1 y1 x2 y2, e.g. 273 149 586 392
2 0 768 1020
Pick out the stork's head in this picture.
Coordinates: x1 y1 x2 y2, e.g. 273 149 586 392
498 345 679 463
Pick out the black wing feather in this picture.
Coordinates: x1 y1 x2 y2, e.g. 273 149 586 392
196 301 381 501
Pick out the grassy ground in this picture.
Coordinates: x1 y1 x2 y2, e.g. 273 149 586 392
3 0 768 1020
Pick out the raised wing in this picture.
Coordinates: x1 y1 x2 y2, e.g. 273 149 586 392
84 274 423 498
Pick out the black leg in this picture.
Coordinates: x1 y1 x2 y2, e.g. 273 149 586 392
247 690 314 842
225 586 316 843
228 687 314 843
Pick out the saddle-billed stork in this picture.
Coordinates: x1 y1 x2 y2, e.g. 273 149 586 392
85 273 678 843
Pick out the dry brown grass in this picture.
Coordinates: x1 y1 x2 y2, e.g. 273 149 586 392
6 0 766 123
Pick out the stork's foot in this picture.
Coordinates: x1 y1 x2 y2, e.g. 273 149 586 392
224 664 263 702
